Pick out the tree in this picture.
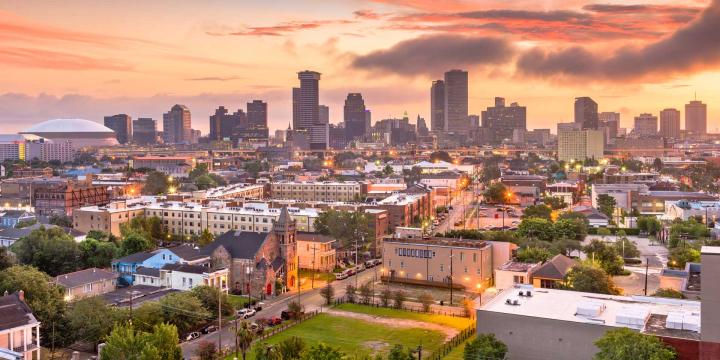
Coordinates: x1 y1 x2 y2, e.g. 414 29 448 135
464 333 508 360
191 285 233 316
143 171 170 195
564 263 620 295
543 196 567 210
67 296 126 347
0 246 15 271
517 218 556 242
10 226 81 276
148 323 183 360
198 229 215 246
196 341 218 360
594 328 675 360
637 216 662 236
236 321 255 360
418 292 434 312
79 238 120 268
313 209 374 249
277 336 306 360
387 345 414 360
254 343 282 360
393 290 406 309
653 288 684 299
583 240 625 275
613 237 640 259
380 288 392 307
554 218 588 241
287 301 304 320
382 164 394 176
668 246 700 268
521 204 552 220
133 302 165 332
0 265 68 347
345 284 357 303
483 183 508 204
194 174 218 190
121 232 155 256
480 164 501 184
516 246 553 263
596 194 617 218
101 322 182 360
301 343 345 360
320 283 335 305
49 214 73 227
358 282 373 304
159 292 211 333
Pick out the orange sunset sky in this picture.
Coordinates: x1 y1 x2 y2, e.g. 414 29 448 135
1 0 719 134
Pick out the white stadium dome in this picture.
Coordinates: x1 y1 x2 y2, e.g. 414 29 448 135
21 118 119 148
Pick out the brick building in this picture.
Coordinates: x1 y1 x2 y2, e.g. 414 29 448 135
33 178 109 216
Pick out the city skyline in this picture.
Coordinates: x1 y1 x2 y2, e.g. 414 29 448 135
1 0 719 134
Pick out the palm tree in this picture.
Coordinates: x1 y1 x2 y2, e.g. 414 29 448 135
236 321 255 360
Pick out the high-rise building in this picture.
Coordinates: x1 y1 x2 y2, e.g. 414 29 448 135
659 108 681 139
574 97 599 130
481 97 527 144
209 106 245 141
599 112 619 138
416 115 429 137
293 71 326 149
162 104 192 144
558 129 604 161
444 70 469 134
685 100 707 136
133 118 157 145
247 100 267 128
633 113 658 137
344 93 367 140
365 110 372 135
329 123 347 150
468 114 480 128
103 114 132 144
430 80 445 132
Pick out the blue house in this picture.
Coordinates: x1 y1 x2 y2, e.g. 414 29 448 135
111 244 209 286
0 210 36 229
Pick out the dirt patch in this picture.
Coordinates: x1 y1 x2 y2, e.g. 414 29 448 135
364 341 389 352
325 309 458 339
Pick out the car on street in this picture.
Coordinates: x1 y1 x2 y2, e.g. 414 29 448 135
268 317 282 326
202 325 218 334
254 302 264 312
237 308 256 319
184 332 200 342
335 272 348 280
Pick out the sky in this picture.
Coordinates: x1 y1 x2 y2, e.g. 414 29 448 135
1 0 719 134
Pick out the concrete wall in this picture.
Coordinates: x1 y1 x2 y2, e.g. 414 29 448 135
476 310 610 360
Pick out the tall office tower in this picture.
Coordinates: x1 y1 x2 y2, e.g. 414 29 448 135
430 80 445 132
659 108 681 139
558 128 604 161
329 123 347 150
162 104 192 144
444 70 469 134
417 115 429 136
364 110 372 135
104 114 132 144
344 93 367 140
468 114 480 128
633 113 658 137
599 112 620 138
133 118 157 145
209 106 245 141
685 99 707 136
574 97 599 129
293 71 326 149
480 97 527 144
247 100 268 128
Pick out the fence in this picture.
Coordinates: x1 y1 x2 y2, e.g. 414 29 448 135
427 325 476 360
334 296 469 317
255 310 320 342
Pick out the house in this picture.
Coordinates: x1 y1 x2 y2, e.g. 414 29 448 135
571 205 610 227
54 268 117 301
201 206 297 297
111 244 209 286
161 263 228 293
495 261 541 290
297 232 336 272
531 254 575 289
0 211 35 229
0 291 40 360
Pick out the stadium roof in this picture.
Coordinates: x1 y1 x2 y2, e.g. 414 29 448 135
22 118 114 133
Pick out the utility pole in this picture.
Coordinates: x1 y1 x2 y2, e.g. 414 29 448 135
218 287 222 355
644 259 649 296
355 236 362 289
311 243 318 289
449 248 454 306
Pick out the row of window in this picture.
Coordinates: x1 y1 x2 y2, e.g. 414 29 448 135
395 248 435 259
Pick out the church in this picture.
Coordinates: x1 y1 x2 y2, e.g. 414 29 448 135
201 206 298 297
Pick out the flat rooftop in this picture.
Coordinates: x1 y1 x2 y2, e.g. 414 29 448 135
481 287 701 340
498 261 539 272
385 236 488 250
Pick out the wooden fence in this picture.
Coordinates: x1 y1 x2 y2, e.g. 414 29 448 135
334 296 469 317
427 325 476 360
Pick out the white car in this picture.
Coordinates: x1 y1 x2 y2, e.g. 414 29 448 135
184 332 200 342
237 308 255 319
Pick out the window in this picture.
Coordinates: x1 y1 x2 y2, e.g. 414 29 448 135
513 275 525 284
473 253 477 263
440 264 444 272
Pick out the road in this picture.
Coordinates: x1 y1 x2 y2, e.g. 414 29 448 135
181 269 376 359
434 189 475 234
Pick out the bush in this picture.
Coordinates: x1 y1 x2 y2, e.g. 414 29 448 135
653 288 685 299
345 284 356 303
418 292 434 312
380 288 392 307
393 290 406 309
196 341 217 360
464 333 508 360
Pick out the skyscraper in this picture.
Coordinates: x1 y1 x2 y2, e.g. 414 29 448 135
481 97 527 145
659 108 681 139
558 129 604 161
209 106 244 141
247 100 268 128
293 71 326 149
103 114 132 144
574 97 599 130
444 70 469 134
133 118 156 145
163 104 191 144
344 93 367 140
685 99 707 136
599 112 619 139
417 115 429 137
633 113 658 137
430 80 445 132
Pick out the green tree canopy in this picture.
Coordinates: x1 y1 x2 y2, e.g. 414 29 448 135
564 263 620 295
543 196 567 210
10 226 80 276
143 171 171 195
637 216 662 236
583 240 625 275
190 285 234 316
159 292 211 333
517 218 556 242
594 328 675 360
79 238 120 268
521 204 552 221
668 246 700 269
100 322 182 360
464 333 508 360
300 343 345 360
483 182 509 204
596 194 617 218
0 246 15 271
67 296 126 346
121 232 155 256
313 209 373 248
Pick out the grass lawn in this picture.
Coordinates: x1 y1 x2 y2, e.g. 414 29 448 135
334 303 474 330
227 313 446 359
299 268 335 283
442 338 472 359
227 294 252 310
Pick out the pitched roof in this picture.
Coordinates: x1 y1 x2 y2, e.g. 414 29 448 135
296 232 335 243
166 244 207 261
0 292 38 331
201 231 268 260
134 266 161 277
532 254 576 280
115 251 155 264
162 263 209 275
55 268 116 288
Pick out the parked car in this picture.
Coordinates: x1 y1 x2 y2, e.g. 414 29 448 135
237 308 254 319
254 302 265 312
184 332 200 342
281 310 305 321
335 272 348 280
202 325 218 334
249 322 261 331
365 260 376 268
268 317 282 326
356 264 366 272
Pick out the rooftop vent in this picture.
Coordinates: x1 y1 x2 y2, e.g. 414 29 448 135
616 306 650 330
576 301 606 317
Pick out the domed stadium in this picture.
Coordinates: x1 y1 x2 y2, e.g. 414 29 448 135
21 118 118 148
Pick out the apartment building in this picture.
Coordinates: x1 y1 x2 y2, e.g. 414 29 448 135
73 200 147 236
297 232 336 271
0 291 40 360
373 192 432 230
55 268 117 301
270 181 366 202
33 179 110 216
202 183 265 200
